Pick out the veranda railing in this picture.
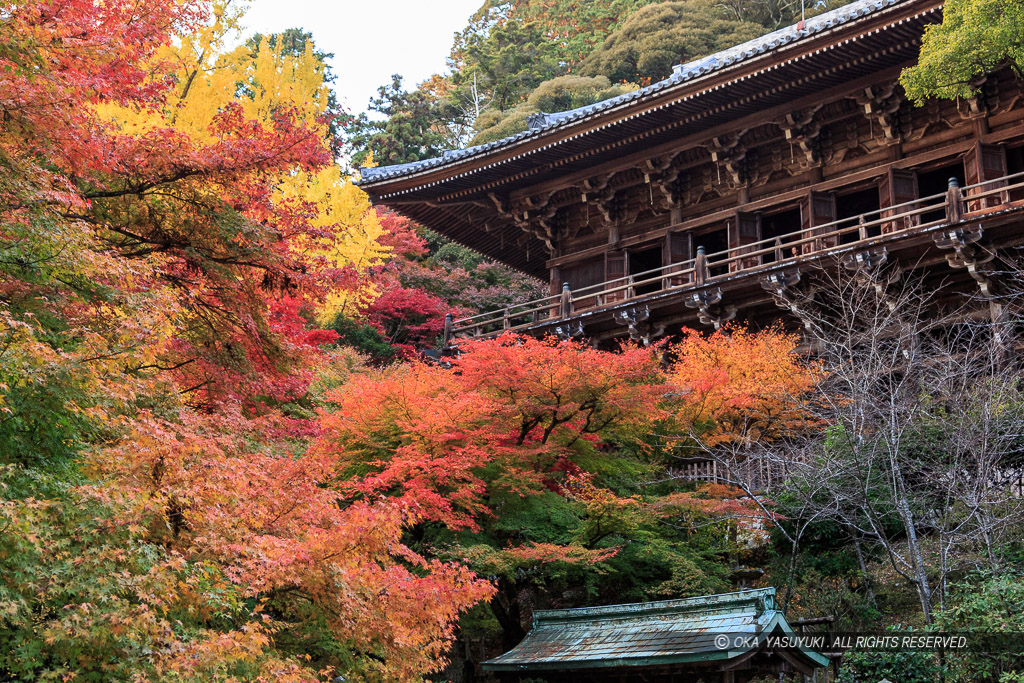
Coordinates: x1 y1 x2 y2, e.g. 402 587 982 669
445 171 1024 342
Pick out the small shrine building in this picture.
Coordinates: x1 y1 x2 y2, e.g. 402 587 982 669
482 588 829 682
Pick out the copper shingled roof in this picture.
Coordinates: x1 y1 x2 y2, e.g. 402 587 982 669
482 588 829 673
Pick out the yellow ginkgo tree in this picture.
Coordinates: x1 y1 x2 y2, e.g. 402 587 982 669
98 1 390 324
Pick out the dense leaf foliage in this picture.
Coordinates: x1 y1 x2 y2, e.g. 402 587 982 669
314 334 793 647
0 0 481 679
901 0 1024 102
578 1 765 84
6 0 1022 680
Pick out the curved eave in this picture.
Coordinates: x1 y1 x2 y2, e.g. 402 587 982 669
379 203 549 278
359 0 940 202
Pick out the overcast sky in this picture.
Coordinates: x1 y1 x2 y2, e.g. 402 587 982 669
240 0 483 116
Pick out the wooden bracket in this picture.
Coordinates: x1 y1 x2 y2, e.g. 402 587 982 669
934 226 1000 296
553 320 585 340
707 132 750 188
842 248 903 311
761 269 822 336
684 288 736 330
853 82 906 144
613 305 666 346
777 104 825 167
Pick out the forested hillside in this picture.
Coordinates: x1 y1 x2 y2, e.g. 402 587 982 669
2 0 1024 681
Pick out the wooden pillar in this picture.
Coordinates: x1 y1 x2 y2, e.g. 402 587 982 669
608 223 620 247
887 142 903 162
442 313 453 348
737 185 750 205
559 283 572 319
944 178 963 224
549 266 561 296
973 115 990 138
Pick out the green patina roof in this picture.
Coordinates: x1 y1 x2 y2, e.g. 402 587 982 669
483 588 830 673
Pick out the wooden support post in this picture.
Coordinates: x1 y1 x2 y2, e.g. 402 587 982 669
945 177 963 224
694 246 709 288
559 282 573 319
608 223 620 246
442 313 453 348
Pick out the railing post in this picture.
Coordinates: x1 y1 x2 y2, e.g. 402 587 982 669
694 245 709 288
945 177 963 224
503 306 510 330
559 282 573 319
442 313 453 348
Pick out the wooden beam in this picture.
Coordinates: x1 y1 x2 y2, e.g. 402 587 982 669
501 67 908 204
545 136 984 269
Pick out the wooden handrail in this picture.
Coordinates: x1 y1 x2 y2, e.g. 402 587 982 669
451 171 1024 339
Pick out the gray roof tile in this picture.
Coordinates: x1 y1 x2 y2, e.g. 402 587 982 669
358 0 903 186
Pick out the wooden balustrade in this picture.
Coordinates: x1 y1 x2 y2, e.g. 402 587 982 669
449 170 1024 341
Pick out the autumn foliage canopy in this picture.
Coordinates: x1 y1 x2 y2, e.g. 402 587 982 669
0 0 818 680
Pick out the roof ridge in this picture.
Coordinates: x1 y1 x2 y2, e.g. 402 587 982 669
357 0 914 186
533 587 776 623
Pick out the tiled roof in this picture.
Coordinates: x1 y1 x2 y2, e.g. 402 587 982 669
482 588 829 672
358 0 905 186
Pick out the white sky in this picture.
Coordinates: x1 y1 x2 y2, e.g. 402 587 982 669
240 0 483 116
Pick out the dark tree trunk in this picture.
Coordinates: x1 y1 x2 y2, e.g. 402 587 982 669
490 580 527 651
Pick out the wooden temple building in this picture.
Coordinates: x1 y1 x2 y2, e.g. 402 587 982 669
480 588 829 682
359 0 1024 345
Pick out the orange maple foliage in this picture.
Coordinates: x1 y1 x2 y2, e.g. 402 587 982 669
653 482 782 544
316 335 667 529
454 334 666 450
668 326 818 445
90 408 493 680
0 0 493 678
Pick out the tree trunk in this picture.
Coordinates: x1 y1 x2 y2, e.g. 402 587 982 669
851 532 877 608
490 581 527 651
896 492 933 623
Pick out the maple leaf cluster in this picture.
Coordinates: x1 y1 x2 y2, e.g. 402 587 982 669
313 333 809 647
0 0 477 679
0 0 823 678
668 326 820 445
